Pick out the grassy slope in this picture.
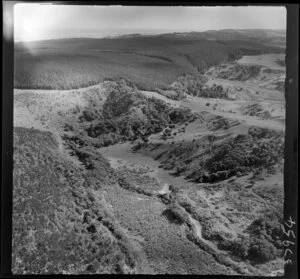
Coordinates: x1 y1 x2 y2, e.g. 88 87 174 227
103 181 236 275
14 34 283 91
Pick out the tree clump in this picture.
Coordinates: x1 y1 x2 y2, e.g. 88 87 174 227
85 79 194 148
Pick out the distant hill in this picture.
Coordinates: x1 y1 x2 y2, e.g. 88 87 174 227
120 29 286 49
200 29 286 49
14 29 285 91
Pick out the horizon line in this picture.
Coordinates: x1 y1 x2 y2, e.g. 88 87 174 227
14 28 286 43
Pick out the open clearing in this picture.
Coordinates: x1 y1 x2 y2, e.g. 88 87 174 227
237 54 285 70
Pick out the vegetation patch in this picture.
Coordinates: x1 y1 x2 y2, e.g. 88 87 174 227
216 64 261 81
136 127 284 184
85 79 194 147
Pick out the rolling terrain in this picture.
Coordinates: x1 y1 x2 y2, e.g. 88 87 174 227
14 30 284 91
13 30 285 275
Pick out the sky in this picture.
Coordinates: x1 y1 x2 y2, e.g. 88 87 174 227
14 5 286 42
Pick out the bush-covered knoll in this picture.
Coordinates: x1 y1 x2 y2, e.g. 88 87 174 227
85 79 194 147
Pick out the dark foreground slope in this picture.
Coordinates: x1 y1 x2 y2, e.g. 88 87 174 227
13 127 145 274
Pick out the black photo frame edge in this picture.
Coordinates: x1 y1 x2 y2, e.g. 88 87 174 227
1 2 298 278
